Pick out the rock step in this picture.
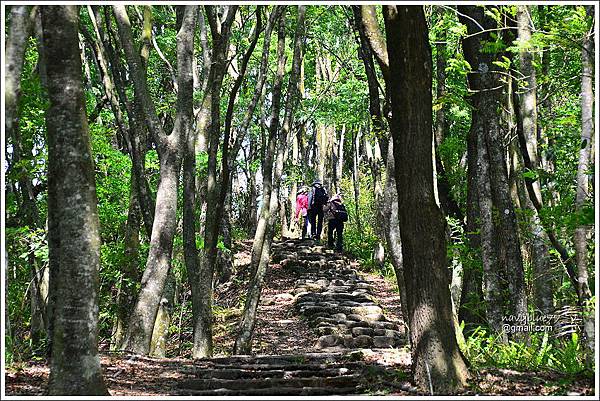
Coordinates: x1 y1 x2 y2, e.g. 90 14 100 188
178 374 360 391
194 361 362 372
178 386 359 396
193 367 355 380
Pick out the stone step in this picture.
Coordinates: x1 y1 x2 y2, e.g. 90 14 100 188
178 385 359 396
194 366 355 380
178 374 360 391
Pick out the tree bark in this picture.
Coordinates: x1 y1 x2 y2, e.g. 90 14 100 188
352 5 387 157
114 5 196 355
112 179 141 349
87 6 155 237
194 5 238 358
357 5 389 81
384 5 468 393
5 5 49 349
576 5 595 367
250 9 287 268
382 141 409 333
42 5 108 394
235 6 305 354
514 6 554 316
459 5 528 341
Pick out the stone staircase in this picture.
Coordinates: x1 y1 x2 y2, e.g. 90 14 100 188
176 353 371 396
272 238 407 350
173 239 412 396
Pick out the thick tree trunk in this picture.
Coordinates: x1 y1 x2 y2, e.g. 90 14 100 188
42 5 108 394
459 5 527 341
114 5 196 354
384 5 468 393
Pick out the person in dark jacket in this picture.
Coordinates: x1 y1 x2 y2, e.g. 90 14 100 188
325 194 347 252
307 180 328 241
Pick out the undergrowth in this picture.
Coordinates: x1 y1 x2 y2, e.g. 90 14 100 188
460 326 592 376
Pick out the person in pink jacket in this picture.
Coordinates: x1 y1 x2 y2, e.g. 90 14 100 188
295 186 310 239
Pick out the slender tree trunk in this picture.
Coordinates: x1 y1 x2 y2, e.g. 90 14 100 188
42 5 108 394
235 6 305 354
195 5 239 357
514 6 554 316
357 5 389 81
112 179 141 349
382 141 409 332
5 5 49 349
251 9 286 268
351 129 362 234
576 5 595 367
114 5 196 354
384 5 468 393
87 7 155 236
458 95 484 332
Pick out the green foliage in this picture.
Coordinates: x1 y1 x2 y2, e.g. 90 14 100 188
338 173 380 267
462 327 590 375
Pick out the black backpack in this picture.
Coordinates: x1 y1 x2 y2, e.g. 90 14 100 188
312 185 328 207
331 202 348 222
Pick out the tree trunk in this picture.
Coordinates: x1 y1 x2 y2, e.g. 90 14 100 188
112 179 141 349
384 5 468 393
357 5 389 81
514 6 554 316
576 5 595 367
382 141 409 334
114 5 196 355
251 9 287 268
458 94 484 332
459 5 528 341
351 129 362 234
42 5 108 394
149 271 176 357
5 5 49 350
235 6 305 354
195 5 239 357
87 6 156 237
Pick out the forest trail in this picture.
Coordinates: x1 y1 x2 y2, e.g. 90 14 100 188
7 239 416 396
5 239 594 396
172 239 414 396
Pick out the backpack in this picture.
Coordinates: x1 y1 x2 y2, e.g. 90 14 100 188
311 185 328 207
331 202 348 222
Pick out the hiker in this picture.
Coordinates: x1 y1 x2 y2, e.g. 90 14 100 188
325 194 348 252
307 180 328 241
295 186 310 239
